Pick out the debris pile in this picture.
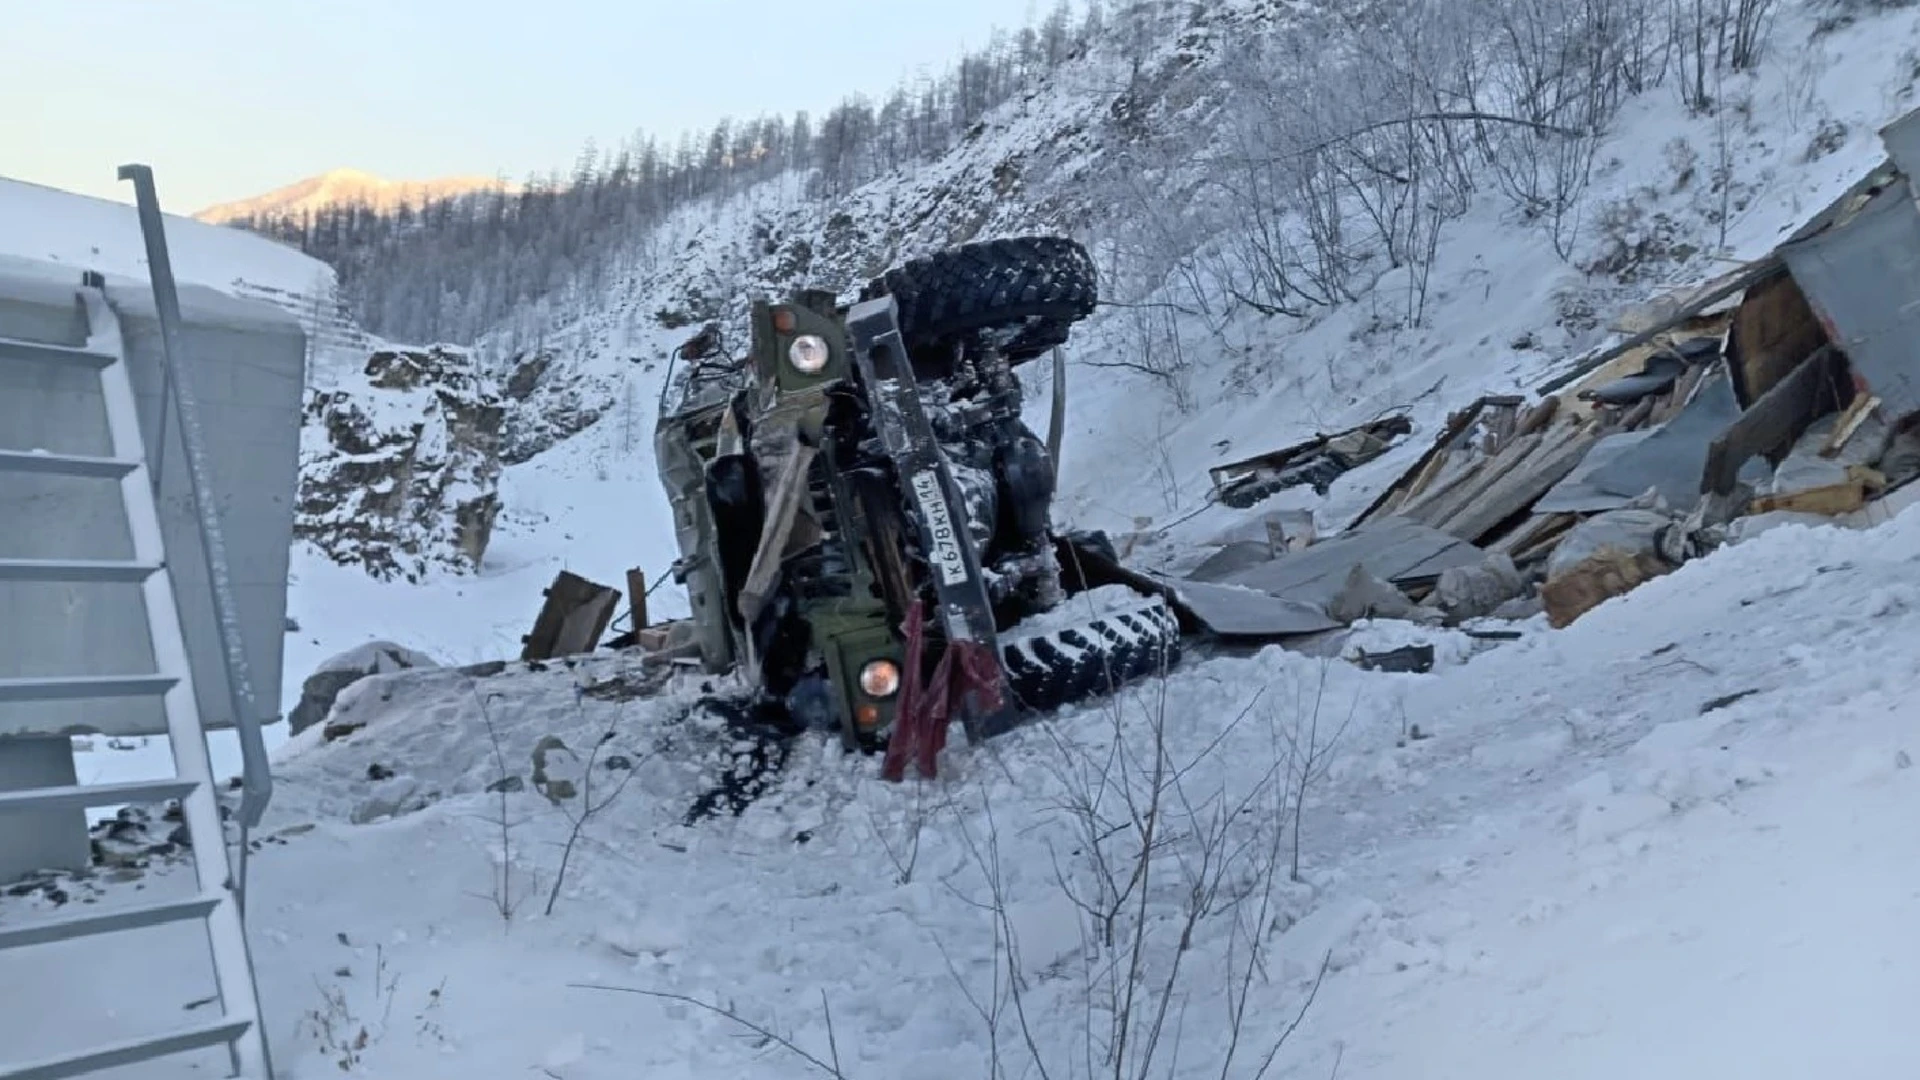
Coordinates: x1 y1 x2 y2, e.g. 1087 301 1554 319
1209 415 1414 509
1164 107 1920 649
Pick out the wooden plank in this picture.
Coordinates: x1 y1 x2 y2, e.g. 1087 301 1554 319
626 567 649 630
1841 473 1920 528
1398 457 1491 525
1489 512 1563 554
1388 448 1478 523
1484 403 1521 454
1729 270 1828 406
1750 479 1868 516
1611 394 1659 432
1401 448 1455 503
1820 394 1881 458
1411 432 1545 529
1514 396 1560 438
1350 399 1495 528
1392 408 1527 523
1510 516 1580 564
1437 430 1600 544
551 585 622 658
1536 256 1784 395
522 570 621 661
1702 347 1847 496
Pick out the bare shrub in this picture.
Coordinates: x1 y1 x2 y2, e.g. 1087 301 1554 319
1582 194 1687 280
303 945 445 1071
571 984 851 1078
467 684 538 924
1671 0 1780 112
1079 301 1198 413
929 668 1340 1078
537 703 646 916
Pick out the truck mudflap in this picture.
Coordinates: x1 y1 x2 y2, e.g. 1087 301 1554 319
845 296 1021 742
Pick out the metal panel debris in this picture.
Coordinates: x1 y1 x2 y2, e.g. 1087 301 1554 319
1209 415 1413 509
1780 176 1920 421
1214 517 1485 612
1583 369 1748 513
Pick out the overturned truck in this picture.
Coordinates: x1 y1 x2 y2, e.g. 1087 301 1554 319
653 237 1179 768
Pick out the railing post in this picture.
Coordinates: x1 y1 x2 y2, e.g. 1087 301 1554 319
116 165 275 840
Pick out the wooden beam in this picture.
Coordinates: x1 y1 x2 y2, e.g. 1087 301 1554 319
1436 429 1600 544
1397 457 1490 525
1349 398 1496 528
625 567 649 630
1750 479 1868 516
1820 394 1881 458
1536 256 1784 395
1409 432 1544 528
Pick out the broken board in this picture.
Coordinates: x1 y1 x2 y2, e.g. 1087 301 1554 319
522 570 623 661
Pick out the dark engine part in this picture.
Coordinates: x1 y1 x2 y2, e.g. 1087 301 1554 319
704 454 764 624
993 429 1055 550
747 590 815 698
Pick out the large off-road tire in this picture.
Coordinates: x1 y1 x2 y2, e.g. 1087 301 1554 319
864 236 1099 362
997 589 1182 713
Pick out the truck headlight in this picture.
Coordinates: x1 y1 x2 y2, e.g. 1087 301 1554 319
788 334 831 374
858 659 901 699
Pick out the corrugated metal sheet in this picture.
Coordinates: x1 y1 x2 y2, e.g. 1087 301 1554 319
1780 177 1920 419
1213 516 1483 612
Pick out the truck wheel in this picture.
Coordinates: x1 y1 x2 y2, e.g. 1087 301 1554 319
864 236 1098 363
998 592 1181 713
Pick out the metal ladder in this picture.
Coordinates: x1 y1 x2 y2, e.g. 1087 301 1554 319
0 173 273 1079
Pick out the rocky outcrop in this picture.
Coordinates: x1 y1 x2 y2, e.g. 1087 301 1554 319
287 641 442 737
297 344 505 581
498 350 611 465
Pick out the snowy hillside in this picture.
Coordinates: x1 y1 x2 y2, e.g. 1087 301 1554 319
10 0 1920 1076
281 0 1920 668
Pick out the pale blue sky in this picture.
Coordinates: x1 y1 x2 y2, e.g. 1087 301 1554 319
2 0 1046 212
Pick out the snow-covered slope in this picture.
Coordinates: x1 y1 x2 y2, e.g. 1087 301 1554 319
9 0 1920 1076
10 495 1918 1078
281 0 1920 667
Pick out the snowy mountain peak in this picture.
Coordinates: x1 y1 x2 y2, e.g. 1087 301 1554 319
192 168 514 224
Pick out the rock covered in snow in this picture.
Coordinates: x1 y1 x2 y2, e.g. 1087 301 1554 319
498 349 614 465
288 640 442 736
296 344 505 582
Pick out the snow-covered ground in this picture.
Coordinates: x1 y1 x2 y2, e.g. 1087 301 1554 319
8 498 1918 1078
7 0 1920 1076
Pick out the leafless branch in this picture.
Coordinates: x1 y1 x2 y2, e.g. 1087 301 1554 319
569 984 850 1079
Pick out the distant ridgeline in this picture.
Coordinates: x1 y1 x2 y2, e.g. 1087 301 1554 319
215 0 1103 349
